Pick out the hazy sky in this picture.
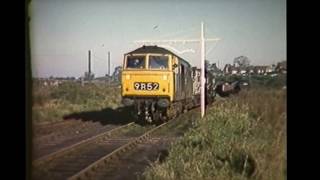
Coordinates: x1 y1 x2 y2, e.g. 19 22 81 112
29 0 286 78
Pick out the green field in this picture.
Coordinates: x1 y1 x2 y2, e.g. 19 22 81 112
32 81 122 124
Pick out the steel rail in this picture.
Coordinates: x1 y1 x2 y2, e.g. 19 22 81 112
68 121 170 180
33 122 135 167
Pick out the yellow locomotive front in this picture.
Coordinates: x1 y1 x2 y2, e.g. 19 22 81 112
121 46 183 123
121 53 174 101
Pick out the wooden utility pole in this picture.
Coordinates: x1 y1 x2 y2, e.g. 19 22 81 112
200 22 205 118
134 22 220 118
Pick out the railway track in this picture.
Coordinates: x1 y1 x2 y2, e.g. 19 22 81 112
34 121 103 145
33 122 135 167
68 109 197 180
32 120 173 180
33 120 107 140
33 123 121 160
32 106 204 180
68 122 170 180
33 119 83 137
32 121 159 180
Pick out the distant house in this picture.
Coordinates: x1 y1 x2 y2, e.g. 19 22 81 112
276 61 287 74
266 64 276 73
263 64 277 75
239 67 247 75
223 64 240 75
223 64 233 74
231 67 239 75
223 63 281 76
207 63 223 76
254 66 268 75
246 66 255 74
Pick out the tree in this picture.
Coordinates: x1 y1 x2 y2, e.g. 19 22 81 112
233 56 250 67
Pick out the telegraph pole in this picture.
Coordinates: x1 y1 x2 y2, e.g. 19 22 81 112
200 22 205 118
134 22 220 118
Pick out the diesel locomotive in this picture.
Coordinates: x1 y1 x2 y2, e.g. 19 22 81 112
121 45 215 123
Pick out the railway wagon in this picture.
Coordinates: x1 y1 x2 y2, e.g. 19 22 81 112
191 67 216 107
121 45 195 123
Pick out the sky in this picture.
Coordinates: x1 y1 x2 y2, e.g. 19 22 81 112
29 0 286 78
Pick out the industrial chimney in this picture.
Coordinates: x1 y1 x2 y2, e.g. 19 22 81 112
88 50 91 76
108 51 110 76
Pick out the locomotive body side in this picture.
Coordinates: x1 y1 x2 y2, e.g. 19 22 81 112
172 55 194 110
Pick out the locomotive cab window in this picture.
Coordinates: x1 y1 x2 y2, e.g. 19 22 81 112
126 56 146 69
148 55 168 69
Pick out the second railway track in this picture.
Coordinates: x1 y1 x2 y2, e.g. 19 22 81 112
33 122 122 160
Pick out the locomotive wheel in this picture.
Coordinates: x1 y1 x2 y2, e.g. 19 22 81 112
183 107 188 113
152 110 160 122
161 116 168 122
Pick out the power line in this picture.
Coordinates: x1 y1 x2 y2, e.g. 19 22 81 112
153 26 198 40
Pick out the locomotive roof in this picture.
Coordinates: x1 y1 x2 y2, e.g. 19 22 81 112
126 45 191 67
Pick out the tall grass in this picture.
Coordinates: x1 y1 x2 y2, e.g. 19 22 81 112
32 82 122 124
143 88 286 180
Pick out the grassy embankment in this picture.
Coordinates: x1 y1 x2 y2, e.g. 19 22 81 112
32 81 122 124
143 76 286 180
